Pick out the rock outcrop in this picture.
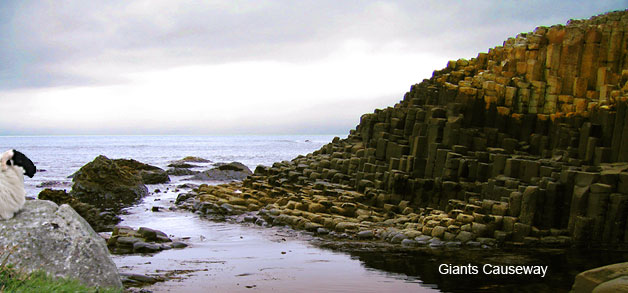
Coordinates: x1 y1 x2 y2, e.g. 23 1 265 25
0 200 122 289
170 156 212 164
70 155 150 211
186 10 628 249
113 158 170 184
39 156 168 231
106 225 188 254
38 188 121 232
572 262 628 292
190 162 252 181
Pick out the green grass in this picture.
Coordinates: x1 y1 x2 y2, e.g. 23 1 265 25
0 263 121 293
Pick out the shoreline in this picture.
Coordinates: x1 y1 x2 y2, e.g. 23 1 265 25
112 183 435 292
170 180 628 292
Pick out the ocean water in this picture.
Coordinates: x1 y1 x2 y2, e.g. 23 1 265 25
0 135 338 198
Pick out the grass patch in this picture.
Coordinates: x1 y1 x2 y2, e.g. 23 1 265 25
0 249 121 293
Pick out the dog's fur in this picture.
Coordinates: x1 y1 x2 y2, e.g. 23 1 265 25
0 149 36 220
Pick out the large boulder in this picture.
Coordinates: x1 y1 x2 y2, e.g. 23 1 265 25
38 188 121 232
572 262 628 292
190 162 252 181
70 155 149 211
113 158 170 184
0 200 123 289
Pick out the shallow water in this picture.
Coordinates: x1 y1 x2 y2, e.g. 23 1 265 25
114 181 628 292
0 135 338 198
113 184 436 292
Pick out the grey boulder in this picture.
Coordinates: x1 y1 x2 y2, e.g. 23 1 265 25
0 200 122 289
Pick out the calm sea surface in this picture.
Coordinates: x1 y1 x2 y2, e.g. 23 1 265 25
0 135 338 197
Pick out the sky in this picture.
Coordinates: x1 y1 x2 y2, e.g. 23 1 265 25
0 1 626 135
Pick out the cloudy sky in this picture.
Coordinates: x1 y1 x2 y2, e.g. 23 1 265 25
1 1 626 135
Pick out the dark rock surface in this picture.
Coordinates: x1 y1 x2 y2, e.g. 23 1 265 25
167 162 199 169
167 167 200 176
179 156 212 163
70 155 149 211
107 225 187 254
36 180 72 188
190 162 252 181
114 158 170 184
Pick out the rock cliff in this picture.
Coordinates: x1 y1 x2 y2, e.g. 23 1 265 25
191 10 628 248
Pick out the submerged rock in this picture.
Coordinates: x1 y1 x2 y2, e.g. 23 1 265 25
0 200 122 289
70 155 149 211
168 162 199 169
36 180 72 188
190 162 253 181
169 156 212 165
181 156 212 162
120 273 162 287
167 167 200 176
177 183 200 189
107 225 186 254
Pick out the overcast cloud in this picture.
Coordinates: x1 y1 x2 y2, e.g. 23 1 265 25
0 1 626 135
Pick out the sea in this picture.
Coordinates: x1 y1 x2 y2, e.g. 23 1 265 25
0 135 339 198
0 135 625 292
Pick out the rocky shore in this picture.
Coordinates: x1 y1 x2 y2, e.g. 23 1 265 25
38 155 170 232
22 9 628 292
105 226 188 254
179 10 628 251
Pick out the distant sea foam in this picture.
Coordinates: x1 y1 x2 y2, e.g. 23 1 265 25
0 135 338 197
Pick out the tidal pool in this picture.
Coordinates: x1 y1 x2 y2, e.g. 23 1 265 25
112 184 436 292
112 182 628 292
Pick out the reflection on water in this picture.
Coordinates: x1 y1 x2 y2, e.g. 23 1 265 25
322 243 628 292
113 185 437 292
113 182 628 292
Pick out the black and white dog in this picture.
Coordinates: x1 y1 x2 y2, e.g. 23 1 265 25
0 149 36 220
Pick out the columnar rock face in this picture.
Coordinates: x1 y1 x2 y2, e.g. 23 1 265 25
240 10 628 248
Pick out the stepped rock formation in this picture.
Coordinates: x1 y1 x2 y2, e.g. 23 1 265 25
190 10 628 248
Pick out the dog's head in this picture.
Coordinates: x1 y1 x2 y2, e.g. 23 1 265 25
5 150 36 178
